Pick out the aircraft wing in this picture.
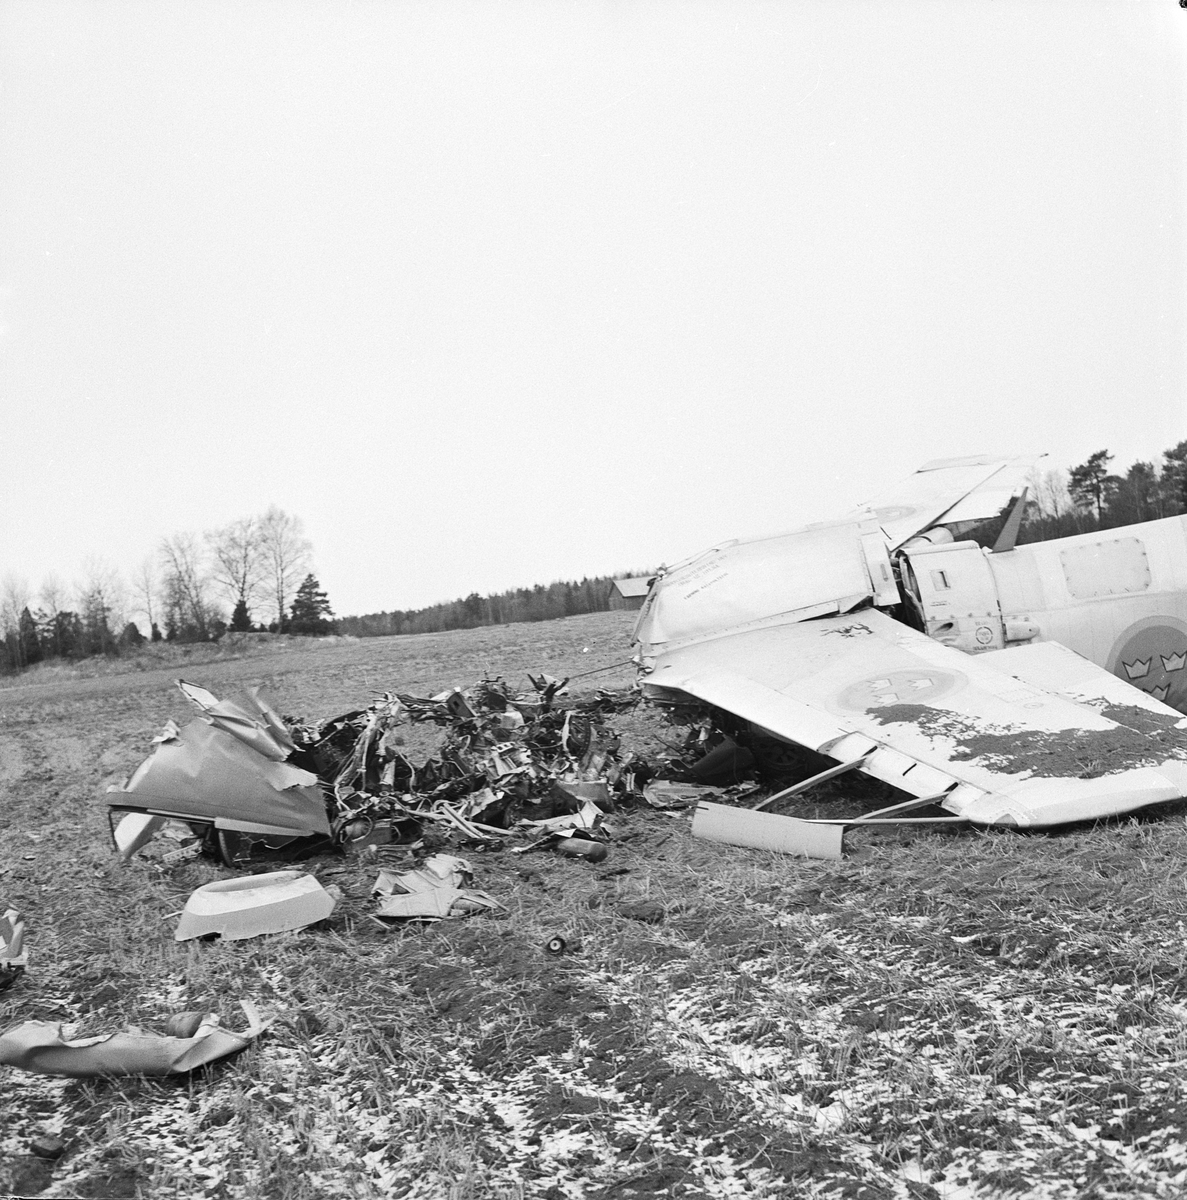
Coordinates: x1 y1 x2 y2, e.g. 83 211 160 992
635 453 1041 655
846 453 1042 550
642 609 1187 827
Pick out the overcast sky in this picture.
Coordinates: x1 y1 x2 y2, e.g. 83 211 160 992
1 1 1184 621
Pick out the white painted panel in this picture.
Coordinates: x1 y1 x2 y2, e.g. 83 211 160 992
646 609 1187 827
1060 537 1151 599
636 520 874 649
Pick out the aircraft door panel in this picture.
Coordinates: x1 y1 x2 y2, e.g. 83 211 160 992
899 542 1005 654
985 549 1047 616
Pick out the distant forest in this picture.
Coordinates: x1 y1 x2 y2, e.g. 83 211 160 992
335 574 647 639
1016 442 1187 541
2 440 1185 673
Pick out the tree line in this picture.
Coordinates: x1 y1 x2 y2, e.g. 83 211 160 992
0 506 333 673
1016 439 1187 542
4 438 1185 673
333 441 1187 640
335 574 646 639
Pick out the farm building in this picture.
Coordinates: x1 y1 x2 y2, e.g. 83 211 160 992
608 576 652 611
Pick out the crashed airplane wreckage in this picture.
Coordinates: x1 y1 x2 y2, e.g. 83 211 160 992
107 677 642 867
634 454 1187 829
108 682 333 866
104 453 1187 864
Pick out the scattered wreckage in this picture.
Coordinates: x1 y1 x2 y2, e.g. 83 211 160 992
11 462 1187 1084
372 854 503 923
97 673 648 954
106 675 639 877
175 872 341 942
1 676 652 1078
0 1002 268 1078
634 454 1187 830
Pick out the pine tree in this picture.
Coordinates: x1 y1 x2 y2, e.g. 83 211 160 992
18 607 42 666
53 612 83 659
289 574 334 635
1068 450 1118 521
119 622 145 648
229 598 252 632
1163 440 1187 514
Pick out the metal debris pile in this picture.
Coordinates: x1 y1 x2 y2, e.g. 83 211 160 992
103 674 689 889
298 673 652 854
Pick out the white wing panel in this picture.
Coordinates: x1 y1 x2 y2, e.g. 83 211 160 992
979 641 1187 720
849 455 1041 549
645 609 1187 827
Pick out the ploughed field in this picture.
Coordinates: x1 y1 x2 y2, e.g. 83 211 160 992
3 611 1187 1199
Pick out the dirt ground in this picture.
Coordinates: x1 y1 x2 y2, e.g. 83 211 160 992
5 611 1187 1199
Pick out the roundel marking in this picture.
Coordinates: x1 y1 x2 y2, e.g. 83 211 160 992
872 504 922 523
837 668 966 713
1106 616 1187 714
974 625 995 646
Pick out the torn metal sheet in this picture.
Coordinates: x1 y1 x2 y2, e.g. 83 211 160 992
108 714 330 840
550 779 611 808
175 872 339 942
373 854 472 896
0 1001 268 1078
2 909 27 966
692 801 845 860
372 854 502 923
178 679 297 761
112 812 169 861
642 781 727 809
0 908 26 991
522 798 604 834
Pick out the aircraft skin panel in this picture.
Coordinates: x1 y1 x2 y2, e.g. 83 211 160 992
897 514 1187 713
847 455 1039 550
990 547 1049 615
634 519 878 650
636 456 1040 653
644 609 1187 827
983 515 1187 712
978 641 1187 718
952 768 1187 827
937 488 1023 526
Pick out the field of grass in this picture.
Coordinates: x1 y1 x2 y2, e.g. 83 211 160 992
4 610 1187 1198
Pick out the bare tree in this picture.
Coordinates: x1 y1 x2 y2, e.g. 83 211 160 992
1 575 32 667
37 572 69 658
129 556 159 635
1027 468 1074 519
38 573 66 618
258 507 312 631
159 534 219 641
0 575 30 637
206 517 265 630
